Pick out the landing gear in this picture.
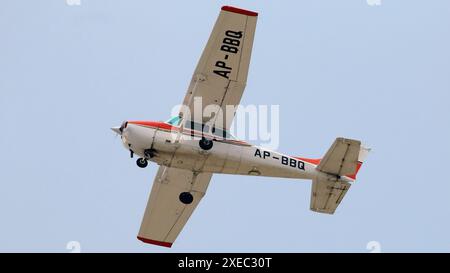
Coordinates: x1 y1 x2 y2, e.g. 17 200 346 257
199 137 213 150
136 158 148 168
179 192 194 204
144 148 155 158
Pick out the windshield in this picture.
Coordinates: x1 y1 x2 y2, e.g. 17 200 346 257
166 116 182 126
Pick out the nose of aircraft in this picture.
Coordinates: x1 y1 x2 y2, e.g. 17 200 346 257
111 121 128 135
111 126 121 134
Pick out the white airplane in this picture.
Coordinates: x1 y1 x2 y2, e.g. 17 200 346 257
112 6 369 248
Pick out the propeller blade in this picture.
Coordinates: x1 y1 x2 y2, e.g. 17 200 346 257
111 126 122 135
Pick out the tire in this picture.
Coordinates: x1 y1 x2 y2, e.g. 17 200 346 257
199 137 213 150
136 158 148 168
179 192 194 204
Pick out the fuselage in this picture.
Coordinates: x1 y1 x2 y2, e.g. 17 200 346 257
116 120 351 183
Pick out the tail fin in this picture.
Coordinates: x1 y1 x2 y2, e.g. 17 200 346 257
346 144 370 180
310 138 370 214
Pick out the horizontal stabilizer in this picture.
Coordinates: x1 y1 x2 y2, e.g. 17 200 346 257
317 138 361 176
310 178 351 214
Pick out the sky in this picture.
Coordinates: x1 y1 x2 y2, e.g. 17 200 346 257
1 0 450 252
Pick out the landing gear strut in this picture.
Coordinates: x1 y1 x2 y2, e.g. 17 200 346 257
136 158 148 168
199 137 213 150
144 148 155 158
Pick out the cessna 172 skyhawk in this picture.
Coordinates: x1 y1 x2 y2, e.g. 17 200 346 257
112 6 369 248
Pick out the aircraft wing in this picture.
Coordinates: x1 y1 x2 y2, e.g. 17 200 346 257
179 6 258 131
137 166 212 247
310 178 351 214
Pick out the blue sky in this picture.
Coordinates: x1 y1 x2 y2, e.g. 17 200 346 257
1 0 449 252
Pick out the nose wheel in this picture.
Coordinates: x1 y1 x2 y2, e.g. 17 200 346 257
136 158 148 168
199 137 213 150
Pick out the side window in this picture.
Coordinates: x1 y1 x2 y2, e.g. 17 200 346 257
212 127 232 139
186 120 209 134
190 121 201 131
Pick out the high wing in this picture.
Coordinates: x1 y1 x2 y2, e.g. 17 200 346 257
137 166 212 247
179 6 258 131
310 178 351 214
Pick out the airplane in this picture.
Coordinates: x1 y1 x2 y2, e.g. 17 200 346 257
111 6 369 248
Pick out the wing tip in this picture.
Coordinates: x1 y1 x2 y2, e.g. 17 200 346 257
221 6 258 17
137 236 173 248
311 208 335 215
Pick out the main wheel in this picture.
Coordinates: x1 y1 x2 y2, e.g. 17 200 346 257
136 158 148 168
179 192 194 204
199 137 213 150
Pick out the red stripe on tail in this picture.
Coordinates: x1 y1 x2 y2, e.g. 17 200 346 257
295 157 363 180
346 161 363 180
295 157 321 165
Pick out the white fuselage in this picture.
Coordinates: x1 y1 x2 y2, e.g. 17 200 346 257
120 121 345 182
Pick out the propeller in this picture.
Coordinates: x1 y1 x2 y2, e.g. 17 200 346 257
111 126 122 135
111 121 127 136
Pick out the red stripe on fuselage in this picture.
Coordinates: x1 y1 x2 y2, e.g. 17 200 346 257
128 120 174 131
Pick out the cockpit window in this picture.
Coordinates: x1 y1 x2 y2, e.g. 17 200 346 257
212 127 235 139
166 116 182 126
168 117 235 139
186 120 209 134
